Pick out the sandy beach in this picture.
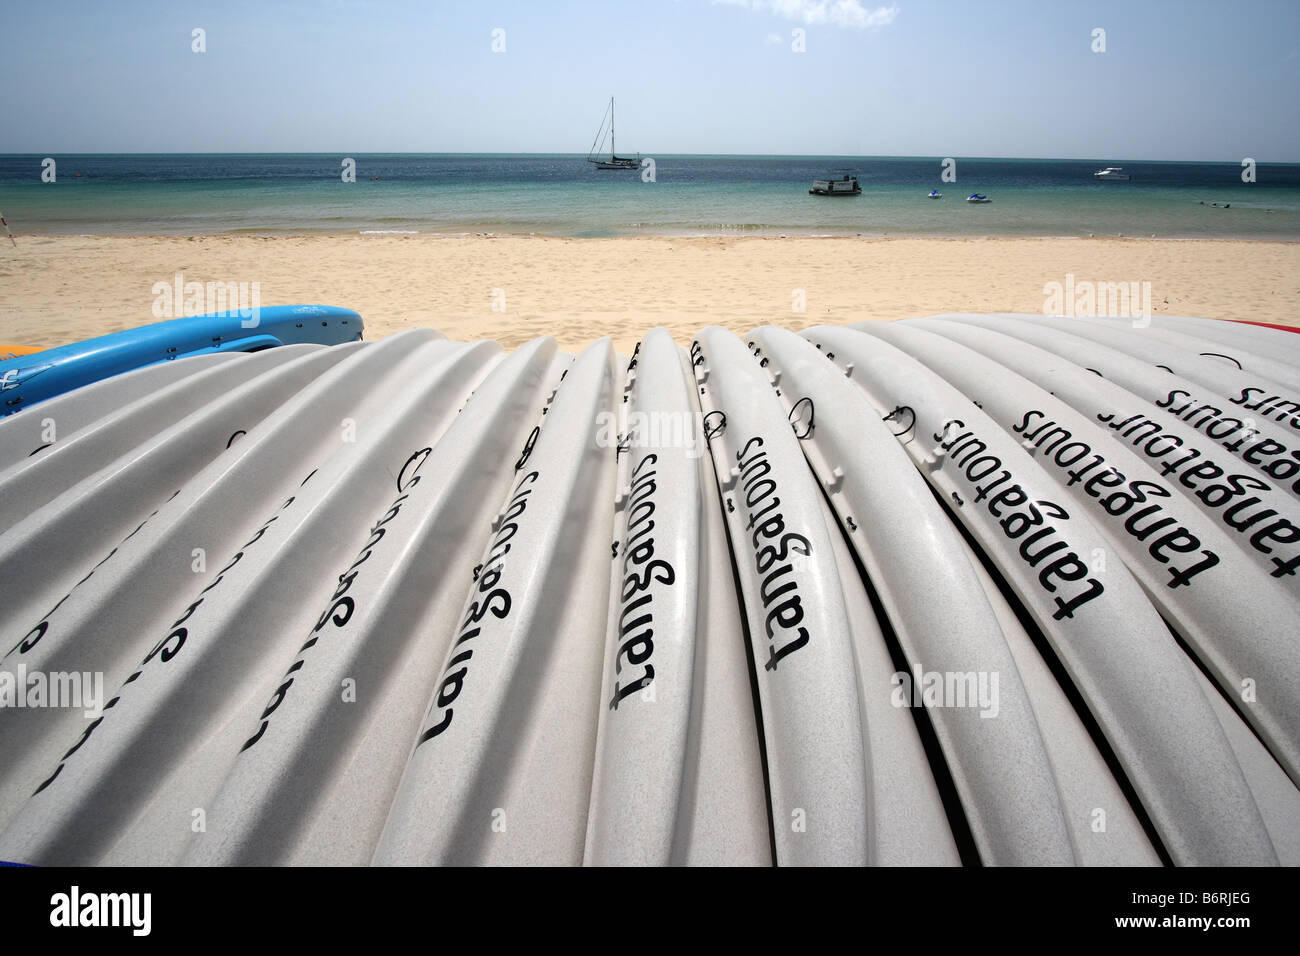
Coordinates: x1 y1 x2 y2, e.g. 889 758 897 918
2 235 1297 354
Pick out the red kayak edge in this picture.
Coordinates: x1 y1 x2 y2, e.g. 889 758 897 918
1230 320 1300 334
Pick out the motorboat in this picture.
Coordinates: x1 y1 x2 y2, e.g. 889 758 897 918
1094 167 1131 181
809 174 861 196
966 193 991 203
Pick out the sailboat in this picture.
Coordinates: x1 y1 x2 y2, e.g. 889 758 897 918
587 96 640 170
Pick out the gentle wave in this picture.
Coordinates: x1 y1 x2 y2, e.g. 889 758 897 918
3 154 1298 239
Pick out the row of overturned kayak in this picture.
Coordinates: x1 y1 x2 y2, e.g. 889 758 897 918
0 312 1297 866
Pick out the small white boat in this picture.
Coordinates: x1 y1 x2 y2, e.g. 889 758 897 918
927 190 943 199
1094 167 1131 181
966 193 991 203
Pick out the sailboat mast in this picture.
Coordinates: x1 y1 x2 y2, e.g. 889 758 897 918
586 96 635 168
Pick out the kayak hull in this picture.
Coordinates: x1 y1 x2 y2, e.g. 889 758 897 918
0 305 362 415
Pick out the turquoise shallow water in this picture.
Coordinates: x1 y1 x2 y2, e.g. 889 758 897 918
2 154 1298 239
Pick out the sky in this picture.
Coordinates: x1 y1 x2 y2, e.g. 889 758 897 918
2 0 1298 160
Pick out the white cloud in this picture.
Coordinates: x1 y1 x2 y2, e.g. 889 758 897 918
764 32 784 44
714 0 900 30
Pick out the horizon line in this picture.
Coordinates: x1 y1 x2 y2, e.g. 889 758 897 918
1 151 1295 166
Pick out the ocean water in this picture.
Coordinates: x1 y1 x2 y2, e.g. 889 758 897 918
1 154 1298 239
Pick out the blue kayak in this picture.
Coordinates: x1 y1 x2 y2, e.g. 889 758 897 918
0 304 362 416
